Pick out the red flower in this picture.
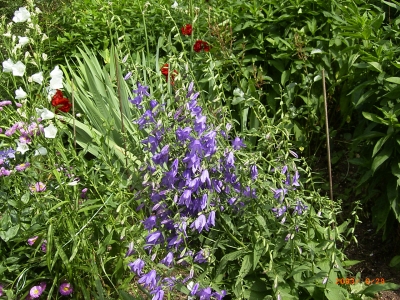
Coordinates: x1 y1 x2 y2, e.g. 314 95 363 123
193 40 210 53
51 90 72 113
161 63 178 85
181 24 193 36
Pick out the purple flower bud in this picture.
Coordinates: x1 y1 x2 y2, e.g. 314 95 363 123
250 165 258 180
124 72 132 80
207 211 215 227
191 283 200 295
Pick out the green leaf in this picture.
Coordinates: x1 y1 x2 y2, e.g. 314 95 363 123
324 285 347 300
385 77 400 84
372 135 390 157
361 283 400 296
215 250 246 281
342 260 361 267
389 256 400 268
372 146 392 173
0 225 19 242
253 239 264 270
362 111 385 125
21 192 30 204
238 254 253 280
281 70 290 86
367 62 383 73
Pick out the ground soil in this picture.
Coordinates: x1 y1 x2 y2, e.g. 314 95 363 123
311 136 400 299
344 215 400 299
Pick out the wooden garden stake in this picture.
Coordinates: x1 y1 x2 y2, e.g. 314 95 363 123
322 69 333 200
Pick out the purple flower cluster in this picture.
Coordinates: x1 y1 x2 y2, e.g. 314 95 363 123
5 120 43 140
126 81 255 299
0 100 13 111
271 165 308 236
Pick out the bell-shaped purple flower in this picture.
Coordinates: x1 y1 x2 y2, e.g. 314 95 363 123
179 189 192 207
138 269 157 290
212 290 227 300
143 216 157 231
190 214 208 233
207 211 215 227
160 252 174 267
150 286 164 300
176 127 192 142
232 137 246 150
197 287 212 300
128 258 145 276
292 171 300 187
226 152 235 168
152 145 169 165
194 115 207 134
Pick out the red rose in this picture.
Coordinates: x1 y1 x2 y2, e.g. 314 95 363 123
51 90 72 113
181 24 193 36
193 40 210 53
160 63 178 86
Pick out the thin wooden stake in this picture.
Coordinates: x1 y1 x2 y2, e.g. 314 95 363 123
322 69 333 200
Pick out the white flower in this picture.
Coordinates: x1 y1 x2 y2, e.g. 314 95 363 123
34 146 47 156
12 61 26 77
171 1 178 8
13 7 31 23
2 58 14 72
18 36 29 47
44 124 57 138
35 107 54 120
41 33 48 41
67 179 80 186
15 87 27 99
31 72 43 85
35 7 42 14
233 88 244 98
16 140 29 154
42 53 48 61
49 65 63 89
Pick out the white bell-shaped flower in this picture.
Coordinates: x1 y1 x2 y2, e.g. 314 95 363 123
2 58 14 72
17 36 29 47
13 7 31 23
15 87 27 99
49 65 63 89
16 140 29 154
34 146 47 156
12 61 26 77
44 124 57 138
31 72 43 85
35 107 54 120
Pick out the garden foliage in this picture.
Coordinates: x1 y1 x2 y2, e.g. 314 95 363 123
1 0 400 299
